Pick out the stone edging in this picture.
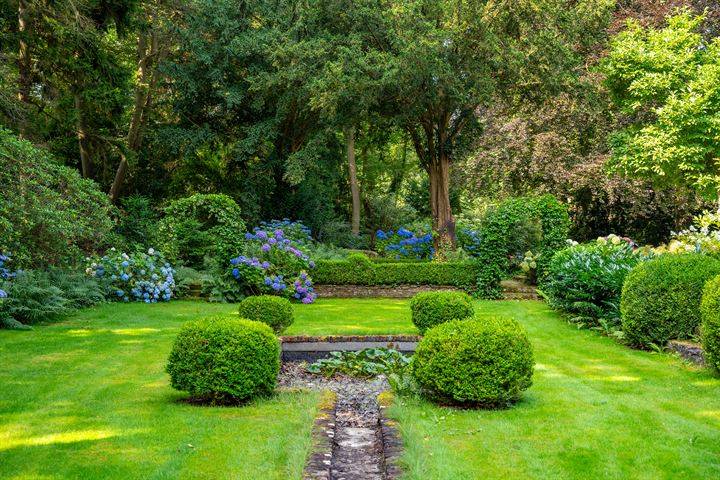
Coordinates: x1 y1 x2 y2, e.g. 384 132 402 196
281 335 422 343
378 393 404 479
668 340 705 366
313 284 463 298
303 391 337 480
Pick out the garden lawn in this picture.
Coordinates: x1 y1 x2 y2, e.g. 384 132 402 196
0 302 319 480
287 298 417 335
389 301 720 479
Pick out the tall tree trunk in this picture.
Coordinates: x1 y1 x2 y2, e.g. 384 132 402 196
74 94 92 178
345 126 361 236
110 27 158 203
429 152 456 257
17 0 31 136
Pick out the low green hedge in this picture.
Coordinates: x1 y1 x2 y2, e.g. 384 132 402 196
312 253 478 291
620 254 720 349
701 275 720 371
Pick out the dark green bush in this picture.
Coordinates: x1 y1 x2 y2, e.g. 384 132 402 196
701 275 720 371
166 317 280 403
238 295 294 334
0 128 114 268
158 194 245 268
413 317 534 406
115 194 159 249
409 292 474 334
620 254 720 348
312 254 479 291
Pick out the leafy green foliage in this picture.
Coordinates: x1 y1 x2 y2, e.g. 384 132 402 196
603 11 720 199
312 254 479 291
0 128 114 268
413 317 534 407
475 195 570 298
543 238 646 328
306 348 411 378
620 254 720 348
158 194 245 268
701 275 720 371
0 269 105 327
238 295 294 334
166 317 280 404
409 292 474 334
115 195 159 250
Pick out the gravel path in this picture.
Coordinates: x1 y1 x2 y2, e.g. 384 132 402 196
279 362 390 479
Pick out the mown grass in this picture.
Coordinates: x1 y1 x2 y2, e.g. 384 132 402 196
0 302 318 480
3 299 719 479
389 301 720 479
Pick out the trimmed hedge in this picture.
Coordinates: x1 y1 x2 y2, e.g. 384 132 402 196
620 254 720 349
410 292 474 334
701 275 720 371
166 317 280 403
238 295 294 334
413 317 534 406
312 253 479 291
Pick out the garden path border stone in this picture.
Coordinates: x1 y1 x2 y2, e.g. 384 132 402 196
280 335 421 362
281 363 404 479
668 340 705 365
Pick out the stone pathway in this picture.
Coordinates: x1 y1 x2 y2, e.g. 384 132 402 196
278 363 400 480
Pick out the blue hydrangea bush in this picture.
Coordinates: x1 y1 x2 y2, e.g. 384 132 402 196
0 252 15 301
375 228 434 260
86 248 176 303
259 219 313 245
231 222 317 304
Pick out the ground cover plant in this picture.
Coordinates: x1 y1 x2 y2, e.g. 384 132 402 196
306 347 410 378
389 300 720 479
0 302 319 479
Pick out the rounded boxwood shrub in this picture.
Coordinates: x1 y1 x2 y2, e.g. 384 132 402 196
412 317 534 406
238 295 294 334
620 254 720 349
701 275 720 371
410 291 474 334
166 317 279 403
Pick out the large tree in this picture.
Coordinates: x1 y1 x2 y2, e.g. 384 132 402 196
382 0 613 253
